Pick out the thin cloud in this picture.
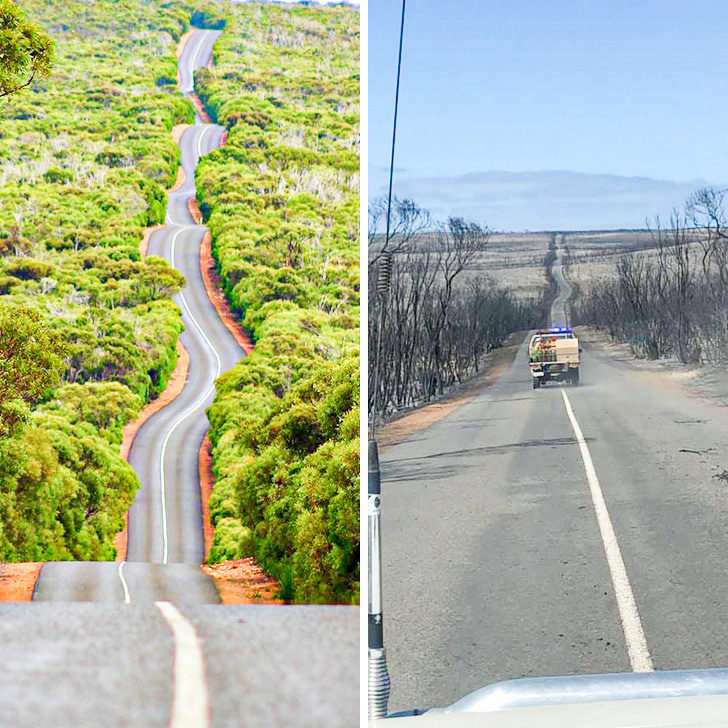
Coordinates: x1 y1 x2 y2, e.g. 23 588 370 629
386 170 725 232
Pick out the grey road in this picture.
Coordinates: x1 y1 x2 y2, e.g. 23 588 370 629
550 235 572 327
127 125 238 567
13 29 359 726
380 241 728 712
0 602 358 727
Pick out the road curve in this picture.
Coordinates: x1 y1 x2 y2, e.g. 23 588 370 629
35 29 240 602
380 240 728 711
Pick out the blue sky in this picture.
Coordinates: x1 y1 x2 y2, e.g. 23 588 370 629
368 1 728 230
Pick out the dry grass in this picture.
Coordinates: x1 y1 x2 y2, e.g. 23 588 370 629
387 231 552 301
562 229 707 293
562 231 653 282
463 233 551 298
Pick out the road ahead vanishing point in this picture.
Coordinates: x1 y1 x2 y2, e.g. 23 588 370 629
381 238 728 712
1 30 357 728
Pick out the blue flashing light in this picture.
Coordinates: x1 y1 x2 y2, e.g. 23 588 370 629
548 326 572 333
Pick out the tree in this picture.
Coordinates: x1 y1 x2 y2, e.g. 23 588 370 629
0 0 54 100
0 302 64 432
368 196 430 271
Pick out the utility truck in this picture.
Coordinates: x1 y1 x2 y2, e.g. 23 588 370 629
528 327 580 388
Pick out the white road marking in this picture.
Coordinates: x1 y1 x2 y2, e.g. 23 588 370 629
156 601 211 728
561 389 654 672
189 32 205 77
171 231 223 378
118 561 131 605
158 226 223 564
197 124 209 161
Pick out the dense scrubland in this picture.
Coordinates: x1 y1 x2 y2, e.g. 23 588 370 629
0 0 197 560
193 3 360 603
0 0 360 606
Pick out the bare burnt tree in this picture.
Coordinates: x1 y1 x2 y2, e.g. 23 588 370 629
575 190 728 365
368 196 430 270
687 188 728 306
421 218 490 397
369 203 542 417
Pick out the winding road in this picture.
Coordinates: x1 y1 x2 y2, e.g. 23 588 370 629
1 29 358 726
549 235 572 327
380 239 728 712
35 30 236 602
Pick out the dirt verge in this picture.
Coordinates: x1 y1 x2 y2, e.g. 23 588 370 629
172 123 191 145
139 224 163 259
175 31 194 85
177 30 193 59
169 165 186 193
0 563 42 602
199 434 215 561
188 197 203 225
377 332 526 449
201 559 283 605
198 433 281 604
189 93 213 123
200 231 255 354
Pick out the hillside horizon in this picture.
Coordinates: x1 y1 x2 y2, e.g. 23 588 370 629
370 169 725 233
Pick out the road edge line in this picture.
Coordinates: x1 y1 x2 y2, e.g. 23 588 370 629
156 601 211 728
561 388 654 673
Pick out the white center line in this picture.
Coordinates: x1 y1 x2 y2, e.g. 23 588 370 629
118 561 131 605
197 124 209 161
561 388 654 673
156 601 211 728
158 226 223 564
188 32 205 88
154 30 221 564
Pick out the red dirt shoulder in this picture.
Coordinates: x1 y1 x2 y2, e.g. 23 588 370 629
0 563 42 602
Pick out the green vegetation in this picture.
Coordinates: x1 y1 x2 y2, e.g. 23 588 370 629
0 0 361 591
196 3 360 603
0 0 54 101
0 0 194 560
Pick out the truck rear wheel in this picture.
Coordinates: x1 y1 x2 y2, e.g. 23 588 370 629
572 369 579 385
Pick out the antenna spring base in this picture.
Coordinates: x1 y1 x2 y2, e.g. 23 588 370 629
377 252 393 296
368 647 391 719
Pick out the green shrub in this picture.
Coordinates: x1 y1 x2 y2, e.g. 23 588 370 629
208 517 253 562
197 2 360 598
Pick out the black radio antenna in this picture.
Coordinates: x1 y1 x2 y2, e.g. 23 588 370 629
368 0 406 720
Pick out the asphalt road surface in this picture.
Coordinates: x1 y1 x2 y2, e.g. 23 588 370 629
380 240 728 712
11 29 359 726
550 235 571 327
0 602 358 727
